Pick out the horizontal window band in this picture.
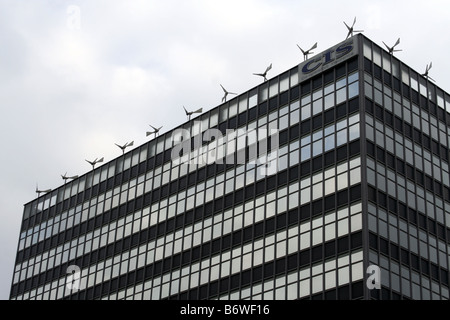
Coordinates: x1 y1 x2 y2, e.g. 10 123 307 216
365 97 450 165
366 139 450 193
368 232 450 288
11 183 362 297
363 60 450 129
13 162 362 288
22 97 360 233
366 146 450 245
16 139 362 265
165 265 365 301
64 231 364 300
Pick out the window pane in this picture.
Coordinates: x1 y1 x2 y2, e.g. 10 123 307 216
312 130 323 141
300 187 310 205
312 182 323 200
324 134 335 151
290 109 300 124
324 83 334 95
301 104 311 120
325 271 336 290
349 123 359 141
290 151 299 166
336 87 347 104
348 82 359 99
278 155 288 171
348 72 358 84
279 114 289 130
301 145 311 161
336 130 347 146
336 77 347 89
301 94 311 106
338 266 350 285
324 93 334 110
337 172 348 189
312 98 323 115
312 141 322 157
324 177 335 195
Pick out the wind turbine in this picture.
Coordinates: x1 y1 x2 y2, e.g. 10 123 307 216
85 157 104 170
183 106 203 121
220 84 237 103
115 141 134 154
297 42 318 61
344 17 363 39
61 173 79 182
383 38 402 55
253 63 272 82
422 62 435 82
146 125 163 138
36 184 51 197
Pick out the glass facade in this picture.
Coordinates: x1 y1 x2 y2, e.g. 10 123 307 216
363 36 450 300
10 34 449 300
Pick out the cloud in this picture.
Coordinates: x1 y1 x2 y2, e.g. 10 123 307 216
365 5 382 30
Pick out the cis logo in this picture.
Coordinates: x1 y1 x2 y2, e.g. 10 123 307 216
366 265 381 290
66 265 81 291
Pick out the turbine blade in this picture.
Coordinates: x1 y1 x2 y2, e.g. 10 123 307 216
310 42 318 51
352 17 356 28
382 41 389 50
146 132 151 136
194 108 203 113
183 106 189 115
220 84 226 93
297 44 305 55
343 21 350 30
266 63 272 72
98 157 104 163
149 125 157 130
128 141 134 147
395 38 400 47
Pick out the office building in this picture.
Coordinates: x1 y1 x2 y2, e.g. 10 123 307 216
10 34 450 300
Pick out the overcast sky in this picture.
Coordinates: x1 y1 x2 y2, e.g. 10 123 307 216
1 0 450 300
